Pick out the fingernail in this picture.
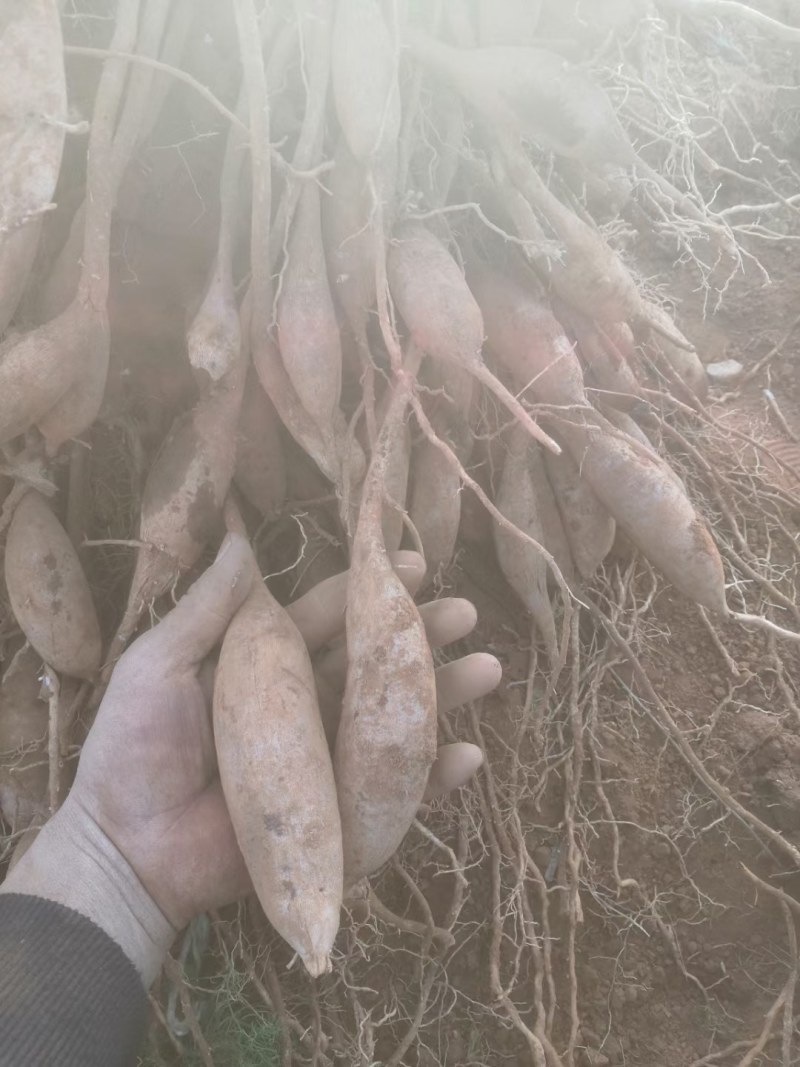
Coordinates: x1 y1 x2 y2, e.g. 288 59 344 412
216 533 234 561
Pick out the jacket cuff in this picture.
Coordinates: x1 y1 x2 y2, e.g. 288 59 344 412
0 893 148 1066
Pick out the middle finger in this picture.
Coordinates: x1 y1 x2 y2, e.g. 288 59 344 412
435 653 502 714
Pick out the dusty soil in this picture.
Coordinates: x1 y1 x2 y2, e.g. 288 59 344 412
1 7 797 1063
137 247 800 1067
129 247 800 1067
421 251 800 1067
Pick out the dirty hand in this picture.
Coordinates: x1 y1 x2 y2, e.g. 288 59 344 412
2 538 500 985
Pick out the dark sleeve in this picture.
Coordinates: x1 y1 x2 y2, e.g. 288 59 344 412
0 893 148 1066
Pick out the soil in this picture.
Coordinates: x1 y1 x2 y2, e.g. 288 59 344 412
129 214 800 1067
1 6 799 1066
416 251 800 1067
156 246 798 1067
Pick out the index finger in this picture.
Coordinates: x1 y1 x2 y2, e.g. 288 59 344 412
286 551 426 653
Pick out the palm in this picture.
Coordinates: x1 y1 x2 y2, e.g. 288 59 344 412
75 662 248 926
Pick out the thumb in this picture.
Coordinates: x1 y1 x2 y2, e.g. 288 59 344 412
149 534 256 667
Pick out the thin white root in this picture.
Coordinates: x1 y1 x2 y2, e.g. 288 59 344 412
42 666 61 815
64 45 248 133
733 613 800 645
661 0 800 44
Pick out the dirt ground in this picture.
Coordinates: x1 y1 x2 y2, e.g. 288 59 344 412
422 251 800 1067
0 7 797 1065
136 247 800 1067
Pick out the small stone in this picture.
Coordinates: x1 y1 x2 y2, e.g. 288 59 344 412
760 773 800 832
532 845 550 870
765 739 785 761
604 1035 624 1063
579 1051 611 1067
707 359 744 383
463 945 480 970
713 685 727 699
445 1033 467 1065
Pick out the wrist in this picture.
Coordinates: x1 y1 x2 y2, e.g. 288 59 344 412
0 799 176 986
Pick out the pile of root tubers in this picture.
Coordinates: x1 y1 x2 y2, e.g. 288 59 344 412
1 0 798 984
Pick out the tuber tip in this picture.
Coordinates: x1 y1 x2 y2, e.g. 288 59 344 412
302 953 333 979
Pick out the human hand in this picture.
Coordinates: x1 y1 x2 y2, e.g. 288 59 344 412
1 534 256 983
2 538 500 983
